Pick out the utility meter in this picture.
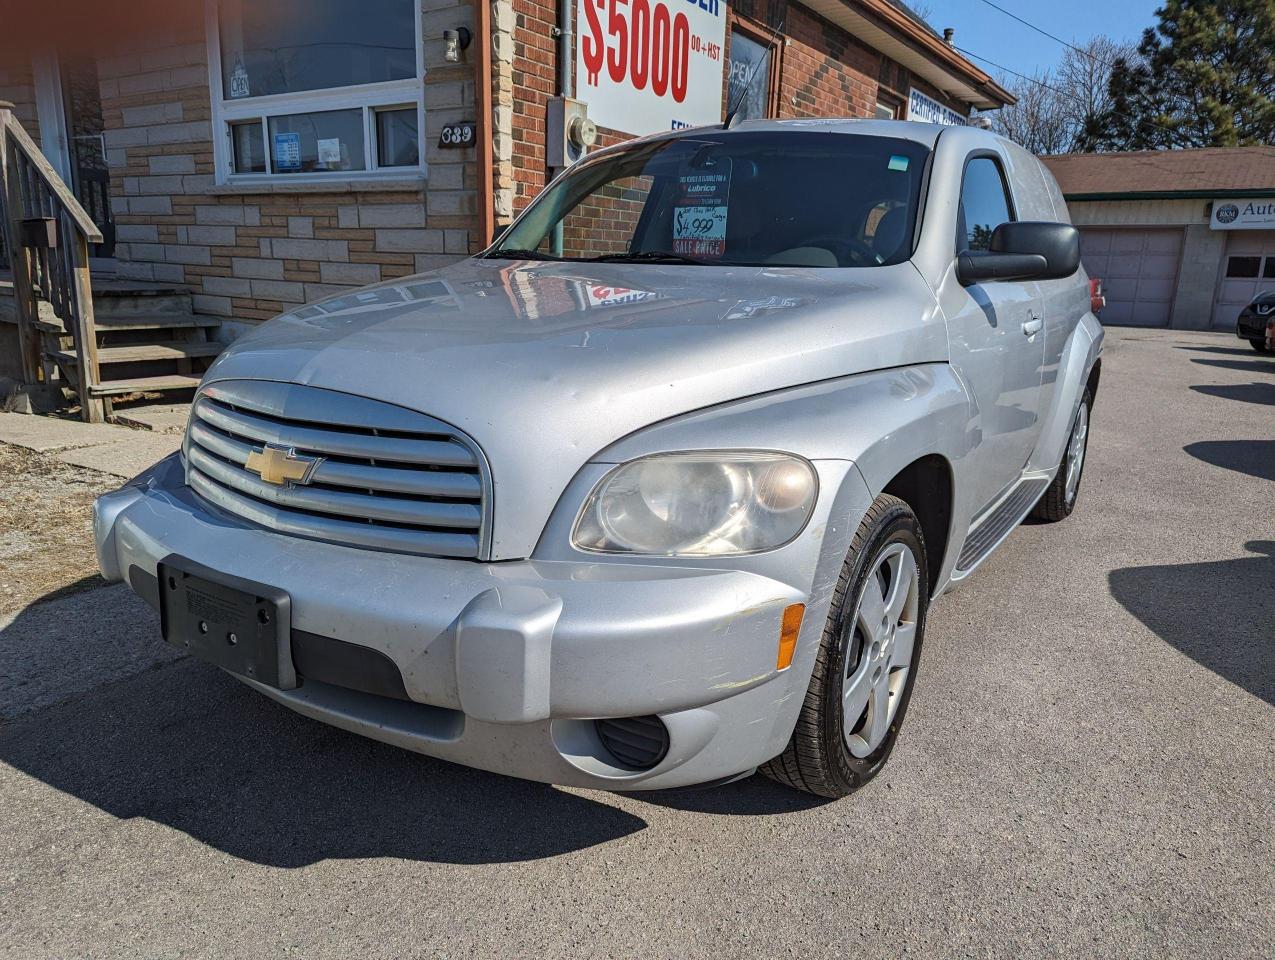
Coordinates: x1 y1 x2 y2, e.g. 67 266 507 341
547 97 597 169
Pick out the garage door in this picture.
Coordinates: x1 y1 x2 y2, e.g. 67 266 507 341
1079 228 1182 327
1211 231 1275 330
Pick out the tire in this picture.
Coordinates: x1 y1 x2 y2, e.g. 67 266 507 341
1031 387 1092 523
1249 338 1273 354
760 494 929 799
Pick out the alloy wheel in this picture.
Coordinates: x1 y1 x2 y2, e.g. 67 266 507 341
1064 401 1089 507
842 542 920 758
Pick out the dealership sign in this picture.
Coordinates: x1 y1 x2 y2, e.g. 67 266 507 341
577 0 727 136
1210 198 1275 230
906 88 966 127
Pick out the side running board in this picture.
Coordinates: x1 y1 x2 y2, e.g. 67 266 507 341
956 476 1051 573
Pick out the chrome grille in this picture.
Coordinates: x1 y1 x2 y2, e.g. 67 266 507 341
183 380 489 558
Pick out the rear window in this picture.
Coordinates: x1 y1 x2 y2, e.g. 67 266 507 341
491 131 931 268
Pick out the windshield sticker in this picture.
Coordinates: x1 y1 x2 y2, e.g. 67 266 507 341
888 155 910 172
673 160 732 258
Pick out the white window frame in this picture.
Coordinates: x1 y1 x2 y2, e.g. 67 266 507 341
205 0 426 186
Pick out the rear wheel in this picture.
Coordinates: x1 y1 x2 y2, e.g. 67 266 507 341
760 495 928 798
1032 387 1092 523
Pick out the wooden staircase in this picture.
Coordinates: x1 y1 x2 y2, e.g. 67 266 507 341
38 282 222 417
0 100 223 422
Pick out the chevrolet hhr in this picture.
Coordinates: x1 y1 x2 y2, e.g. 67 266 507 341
94 120 1103 798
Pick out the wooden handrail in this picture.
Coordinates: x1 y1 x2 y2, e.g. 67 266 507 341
0 101 106 421
3 115 103 243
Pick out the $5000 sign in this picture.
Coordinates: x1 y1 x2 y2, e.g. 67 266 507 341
577 0 726 137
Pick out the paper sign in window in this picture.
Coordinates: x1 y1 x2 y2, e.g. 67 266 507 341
673 162 731 258
317 138 342 167
273 132 302 172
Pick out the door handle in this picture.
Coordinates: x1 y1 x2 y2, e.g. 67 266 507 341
1022 313 1043 336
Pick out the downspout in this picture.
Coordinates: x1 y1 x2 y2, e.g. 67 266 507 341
475 0 496 247
550 0 573 255
558 0 573 98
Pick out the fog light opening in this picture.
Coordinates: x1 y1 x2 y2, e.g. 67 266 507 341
594 716 670 771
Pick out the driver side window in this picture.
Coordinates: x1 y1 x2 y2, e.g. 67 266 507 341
958 156 1015 253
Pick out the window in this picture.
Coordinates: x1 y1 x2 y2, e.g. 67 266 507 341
875 98 901 120
492 132 931 268
1227 256 1261 279
726 30 774 121
208 0 423 182
1264 258 1275 279
958 156 1014 252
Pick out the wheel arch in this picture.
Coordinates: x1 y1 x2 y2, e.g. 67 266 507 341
880 454 954 598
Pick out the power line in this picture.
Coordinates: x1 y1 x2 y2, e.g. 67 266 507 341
973 0 1116 68
955 44 1180 146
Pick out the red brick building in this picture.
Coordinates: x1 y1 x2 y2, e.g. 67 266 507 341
2 0 1011 340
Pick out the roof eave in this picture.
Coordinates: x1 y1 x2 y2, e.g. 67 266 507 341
797 0 1017 110
1065 189 1275 202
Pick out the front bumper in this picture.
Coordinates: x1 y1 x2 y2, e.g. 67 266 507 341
94 453 825 790
1236 310 1270 340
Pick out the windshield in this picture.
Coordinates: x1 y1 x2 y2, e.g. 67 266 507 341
489 131 931 268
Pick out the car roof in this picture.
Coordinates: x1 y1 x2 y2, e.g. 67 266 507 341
623 118 962 151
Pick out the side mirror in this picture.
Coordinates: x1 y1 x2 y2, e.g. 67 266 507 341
957 221 1081 285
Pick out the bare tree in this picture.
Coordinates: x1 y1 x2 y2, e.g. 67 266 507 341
981 35 1138 154
987 67 1073 154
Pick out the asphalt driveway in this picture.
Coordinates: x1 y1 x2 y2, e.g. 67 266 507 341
1 326 1271 959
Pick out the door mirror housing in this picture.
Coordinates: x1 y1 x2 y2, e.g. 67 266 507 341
957 221 1081 285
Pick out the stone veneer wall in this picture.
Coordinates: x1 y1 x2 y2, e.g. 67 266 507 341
98 0 480 335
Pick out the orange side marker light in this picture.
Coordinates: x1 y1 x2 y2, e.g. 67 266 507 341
777 603 805 671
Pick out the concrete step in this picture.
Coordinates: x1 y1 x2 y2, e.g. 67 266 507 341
88 374 202 397
109 403 192 434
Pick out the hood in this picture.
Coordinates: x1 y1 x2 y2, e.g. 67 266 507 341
204 257 945 558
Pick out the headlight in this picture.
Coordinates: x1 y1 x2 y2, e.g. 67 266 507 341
572 452 817 556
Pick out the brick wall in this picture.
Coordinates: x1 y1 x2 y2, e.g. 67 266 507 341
507 0 971 222
97 0 479 335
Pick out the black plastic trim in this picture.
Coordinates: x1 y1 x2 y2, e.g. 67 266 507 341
130 562 410 702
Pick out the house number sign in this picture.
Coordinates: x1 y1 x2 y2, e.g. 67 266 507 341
439 122 476 148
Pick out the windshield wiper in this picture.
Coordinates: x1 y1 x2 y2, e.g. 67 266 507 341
484 248 565 261
585 250 712 265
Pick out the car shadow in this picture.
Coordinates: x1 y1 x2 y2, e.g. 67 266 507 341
1190 356 1275 374
631 776 833 815
1189 382 1275 407
1108 542 1275 707
1174 344 1260 358
1184 440 1275 483
0 581 648 867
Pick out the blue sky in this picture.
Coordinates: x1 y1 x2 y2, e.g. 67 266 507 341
926 0 1162 81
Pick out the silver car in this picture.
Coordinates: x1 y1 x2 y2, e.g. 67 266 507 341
94 120 1102 798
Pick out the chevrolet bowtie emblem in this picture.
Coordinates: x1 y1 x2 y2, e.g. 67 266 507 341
245 444 324 486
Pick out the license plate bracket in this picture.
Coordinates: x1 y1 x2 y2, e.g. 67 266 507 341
157 554 296 689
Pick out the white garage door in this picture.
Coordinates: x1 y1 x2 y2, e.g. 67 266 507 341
1211 231 1275 330
1079 228 1182 327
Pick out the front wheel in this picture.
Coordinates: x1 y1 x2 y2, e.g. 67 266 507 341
1031 387 1092 523
1249 338 1273 354
760 495 929 799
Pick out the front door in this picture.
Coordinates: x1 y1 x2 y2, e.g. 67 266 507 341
945 153 1047 515
61 56 116 263
31 52 116 264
